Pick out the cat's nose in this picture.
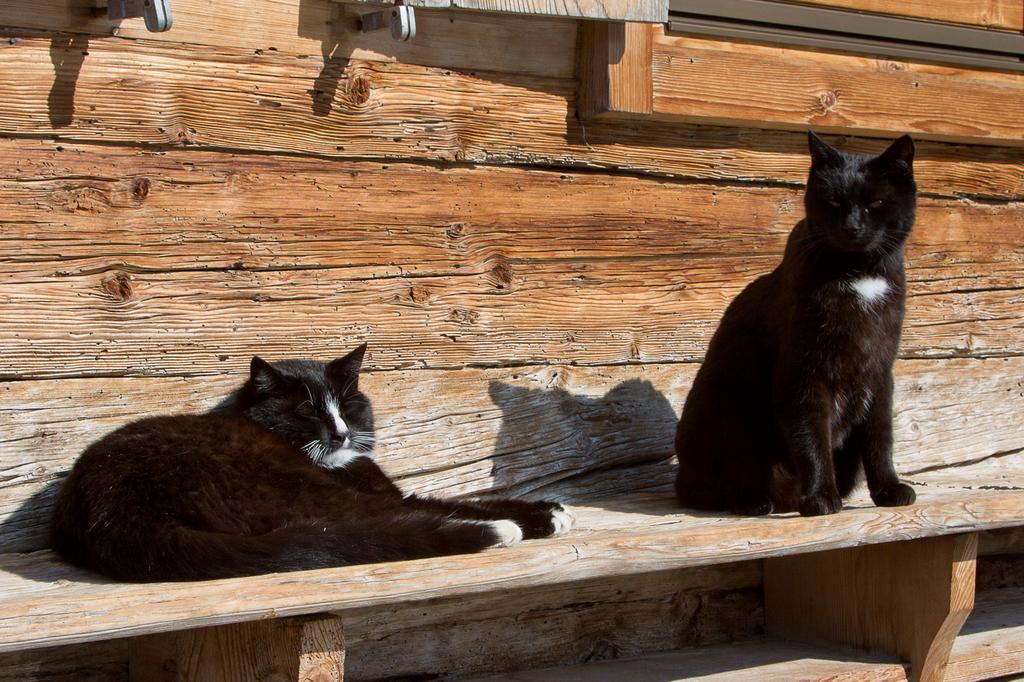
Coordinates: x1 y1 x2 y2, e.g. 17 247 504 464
330 435 349 450
844 216 864 236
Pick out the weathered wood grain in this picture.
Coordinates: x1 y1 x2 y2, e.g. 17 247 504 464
343 0 668 22
0 0 577 78
2 358 1021 553
0 140 1019 282
342 562 762 679
651 33 1024 147
0 639 126 681
130 615 344 682
0 39 1021 200
0 488 1020 654
1 143 1020 379
784 0 1024 31
945 587 1024 682
0 230 1018 377
462 638 909 681
766 533 978 682
578 22 653 118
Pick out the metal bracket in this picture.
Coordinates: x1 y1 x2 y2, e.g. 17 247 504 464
108 0 173 33
358 3 416 41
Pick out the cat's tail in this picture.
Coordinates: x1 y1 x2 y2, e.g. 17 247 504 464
58 514 511 582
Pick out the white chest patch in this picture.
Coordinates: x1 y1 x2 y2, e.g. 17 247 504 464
847 276 890 305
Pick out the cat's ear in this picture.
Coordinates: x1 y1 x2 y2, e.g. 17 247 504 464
250 356 285 395
328 343 367 389
875 134 915 169
808 130 842 168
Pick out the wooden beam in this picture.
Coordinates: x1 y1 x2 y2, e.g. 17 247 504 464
946 587 1024 682
455 638 909 681
0 38 1021 200
129 615 344 682
340 0 667 23
0 0 579 79
650 31 1024 147
765 533 978 682
579 22 654 119
783 0 1024 32
0 490 1018 654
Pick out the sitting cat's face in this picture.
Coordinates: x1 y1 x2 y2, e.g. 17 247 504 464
236 344 375 468
804 132 916 255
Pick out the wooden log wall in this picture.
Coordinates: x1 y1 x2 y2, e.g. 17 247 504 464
0 0 1021 678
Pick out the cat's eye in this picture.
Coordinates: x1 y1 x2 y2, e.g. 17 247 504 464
869 199 883 208
295 402 317 418
828 200 841 208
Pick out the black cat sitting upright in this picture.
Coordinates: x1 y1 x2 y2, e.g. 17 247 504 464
675 132 919 517
51 344 573 582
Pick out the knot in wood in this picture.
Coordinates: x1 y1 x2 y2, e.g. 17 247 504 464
100 271 134 302
408 286 430 303
817 90 840 113
131 177 150 200
347 76 371 105
491 261 513 289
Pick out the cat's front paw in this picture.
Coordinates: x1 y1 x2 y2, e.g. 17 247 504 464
798 491 843 517
487 520 524 548
548 504 575 537
519 501 575 539
871 482 916 507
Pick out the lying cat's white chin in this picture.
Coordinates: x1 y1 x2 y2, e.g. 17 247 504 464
319 448 370 469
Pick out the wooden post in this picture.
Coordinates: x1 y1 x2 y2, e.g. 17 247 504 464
578 21 654 120
765 533 978 682
129 615 344 682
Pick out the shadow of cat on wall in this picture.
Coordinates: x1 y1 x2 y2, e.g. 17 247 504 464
483 377 678 505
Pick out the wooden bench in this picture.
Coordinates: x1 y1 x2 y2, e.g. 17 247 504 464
2 486 1022 680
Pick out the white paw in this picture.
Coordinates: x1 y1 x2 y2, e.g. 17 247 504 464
489 520 524 547
550 506 575 536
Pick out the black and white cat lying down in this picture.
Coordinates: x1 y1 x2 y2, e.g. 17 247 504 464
51 344 573 582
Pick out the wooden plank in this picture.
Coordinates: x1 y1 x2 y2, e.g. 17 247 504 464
578 22 653 118
651 32 1024 147
782 0 1024 32
342 0 668 22
129 615 344 681
1 357 1021 553
765 534 978 682
460 638 908 681
0 488 1020 654
979 527 1024 556
0 140 1020 285
946 587 1024 682
0 563 761 681
0 0 577 79
0 40 1020 201
0 145 1020 380
0 639 126 681
343 562 762 679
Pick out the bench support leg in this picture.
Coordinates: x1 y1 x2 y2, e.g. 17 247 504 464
765 533 977 682
129 614 344 681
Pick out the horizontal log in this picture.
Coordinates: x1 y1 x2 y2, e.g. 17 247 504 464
0 639 126 682
343 562 761 679
2 357 1021 552
0 38 1021 200
459 638 909 682
0 0 576 78
650 32 1024 147
0 487 1021 654
786 0 1024 31
0 243 1019 378
1 145 1021 379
